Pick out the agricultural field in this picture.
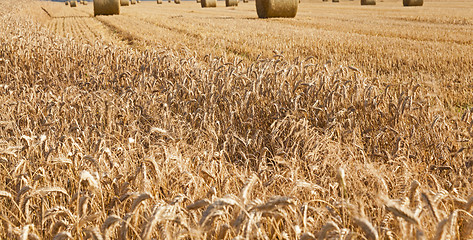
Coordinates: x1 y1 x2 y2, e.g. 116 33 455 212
0 0 472 239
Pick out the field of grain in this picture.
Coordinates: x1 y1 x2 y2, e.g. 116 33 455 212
1 0 473 239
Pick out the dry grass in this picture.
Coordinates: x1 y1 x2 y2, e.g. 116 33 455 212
35 1 472 109
1 0 473 239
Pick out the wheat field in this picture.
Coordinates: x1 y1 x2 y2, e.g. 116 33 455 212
0 0 473 239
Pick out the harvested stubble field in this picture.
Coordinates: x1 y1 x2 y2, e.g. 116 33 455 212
0 0 473 239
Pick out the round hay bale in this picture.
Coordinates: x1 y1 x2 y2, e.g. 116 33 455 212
243 0 248 3
120 0 129 6
361 0 375 5
196 0 201 3
403 0 422 6
70 0 77 7
157 0 162 4
225 0 237 7
93 0 120 16
256 0 298 18
65 1 69 5
201 0 216 7
131 0 136 4
137 0 141 3
82 1 88 5
332 0 339 2
175 0 180 4
322 0 328 1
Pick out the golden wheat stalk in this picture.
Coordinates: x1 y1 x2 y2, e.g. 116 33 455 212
83 227 103 240
130 192 152 213
318 221 339 240
186 199 211 211
353 217 378 240
385 201 420 225
421 192 439 223
240 174 258 205
53 231 72 240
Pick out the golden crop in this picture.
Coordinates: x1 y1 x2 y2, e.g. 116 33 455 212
0 0 472 239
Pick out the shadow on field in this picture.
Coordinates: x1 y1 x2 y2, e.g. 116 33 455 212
41 6 91 19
